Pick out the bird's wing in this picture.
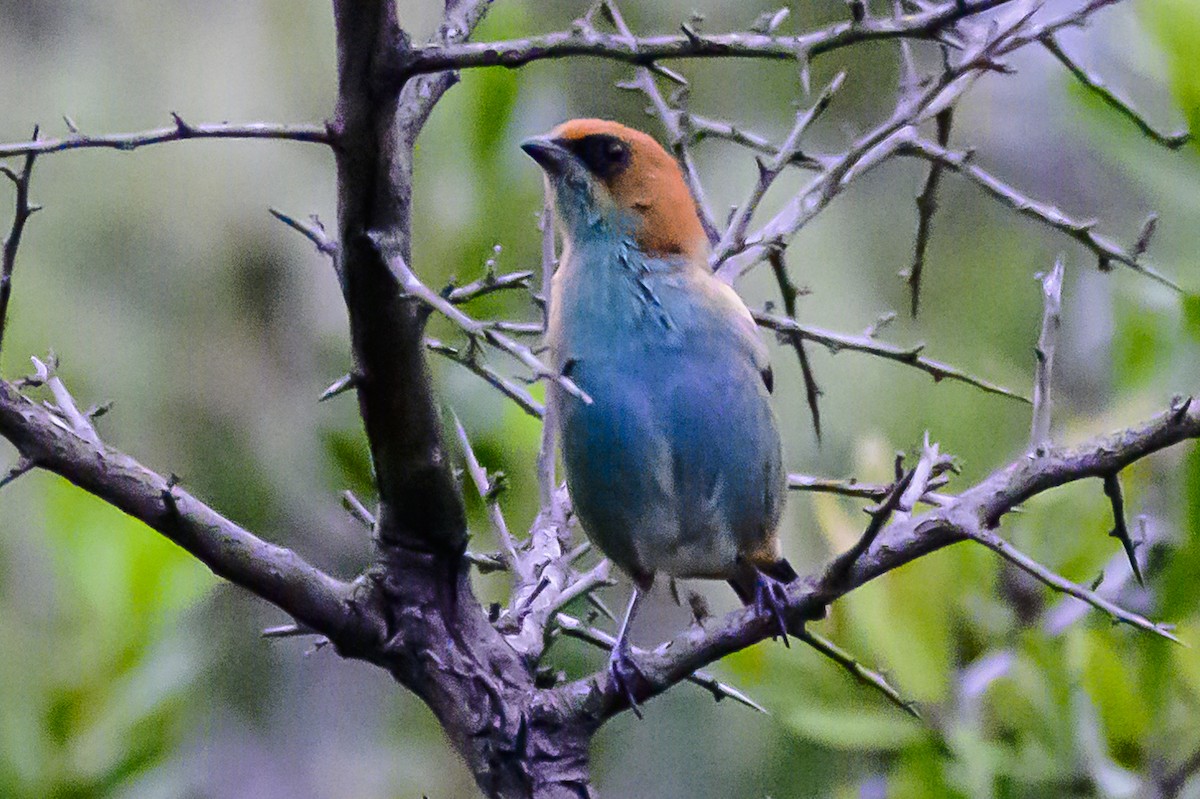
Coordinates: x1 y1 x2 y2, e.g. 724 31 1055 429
676 269 773 391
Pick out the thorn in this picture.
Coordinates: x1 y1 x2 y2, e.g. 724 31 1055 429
680 22 703 46
341 490 376 530
85 401 113 420
62 115 79 134
1133 213 1158 258
750 7 790 34
1170 395 1193 423
688 591 711 626
262 622 318 638
319 372 359 402
754 156 771 182
170 112 192 136
0 458 34 490
162 473 182 515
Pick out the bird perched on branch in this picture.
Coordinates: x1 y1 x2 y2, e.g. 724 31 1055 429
522 119 794 713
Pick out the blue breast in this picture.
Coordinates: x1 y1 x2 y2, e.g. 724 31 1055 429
550 236 783 583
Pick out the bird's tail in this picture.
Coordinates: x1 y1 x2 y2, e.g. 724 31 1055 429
727 557 798 605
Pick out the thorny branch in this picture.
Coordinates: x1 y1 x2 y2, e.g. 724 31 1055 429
557 400 1199 720
397 0 1015 76
755 310 1030 403
1040 34 1192 150
1 0 1196 795
601 0 721 244
899 137 1181 291
1030 259 1064 453
0 118 332 159
0 131 40 360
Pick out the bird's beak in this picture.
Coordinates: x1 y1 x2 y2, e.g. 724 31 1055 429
520 135 572 174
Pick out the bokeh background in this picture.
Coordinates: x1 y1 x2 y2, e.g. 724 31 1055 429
1 1 1198 797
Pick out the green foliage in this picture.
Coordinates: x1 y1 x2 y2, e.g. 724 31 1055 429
0 477 213 798
1143 0 1200 145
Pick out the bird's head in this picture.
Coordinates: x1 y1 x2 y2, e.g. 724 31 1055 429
521 119 707 261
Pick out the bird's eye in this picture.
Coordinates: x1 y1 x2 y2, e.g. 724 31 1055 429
566 134 632 180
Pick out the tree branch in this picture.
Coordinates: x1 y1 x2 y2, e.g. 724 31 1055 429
1030 259 1063 452
0 118 332 159
899 138 1182 292
330 0 482 556
755 310 1030 403
1041 34 1191 150
555 398 1199 721
0 133 40 361
603 1 721 244
397 0 1014 76
0 379 359 638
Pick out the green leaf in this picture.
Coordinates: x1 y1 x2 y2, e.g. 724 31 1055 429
1183 293 1200 341
783 701 924 751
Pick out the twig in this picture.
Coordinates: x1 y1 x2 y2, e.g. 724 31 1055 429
1102 472 1143 586
0 378 356 636
400 0 1016 75
603 0 720 243
536 200 560 516
426 338 545 419
554 612 767 714
687 115 824 169
907 106 953 317
1041 34 1191 150
262 622 318 638
896 434 950 517
892 0 919 92
372 240 591 405
36 356 103 449
712 72 846 263
548 560 613 616
555 399 1200 719
0 119 333 160
797 628 920 719
967 525 1173 641
755 310 1030 403
825 467 916 587
768 249 823 441
1030 259 1063 453
269 208 338 258
446 270 535 304
787 472 952 505
341 490 376 529
452 413 521 571
899 138 1181 292
466 551 509 573
715 4 1107 283
0 130 40 359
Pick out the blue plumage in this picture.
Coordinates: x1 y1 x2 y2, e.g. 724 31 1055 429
550 233 784 588
522 119 794 708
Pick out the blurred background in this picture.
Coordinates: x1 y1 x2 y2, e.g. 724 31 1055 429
0 0 1198 797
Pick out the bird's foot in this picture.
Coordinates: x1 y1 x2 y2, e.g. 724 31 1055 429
608 643 647 720
753 571 791 647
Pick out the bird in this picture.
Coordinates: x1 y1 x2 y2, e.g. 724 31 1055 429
521 119 794 713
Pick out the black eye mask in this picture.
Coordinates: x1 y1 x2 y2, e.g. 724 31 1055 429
559 133 632 180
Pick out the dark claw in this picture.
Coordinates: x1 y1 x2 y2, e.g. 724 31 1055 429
608 645 647 720
753 571 791 647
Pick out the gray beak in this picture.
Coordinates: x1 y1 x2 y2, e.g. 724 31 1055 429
520 136 572 174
